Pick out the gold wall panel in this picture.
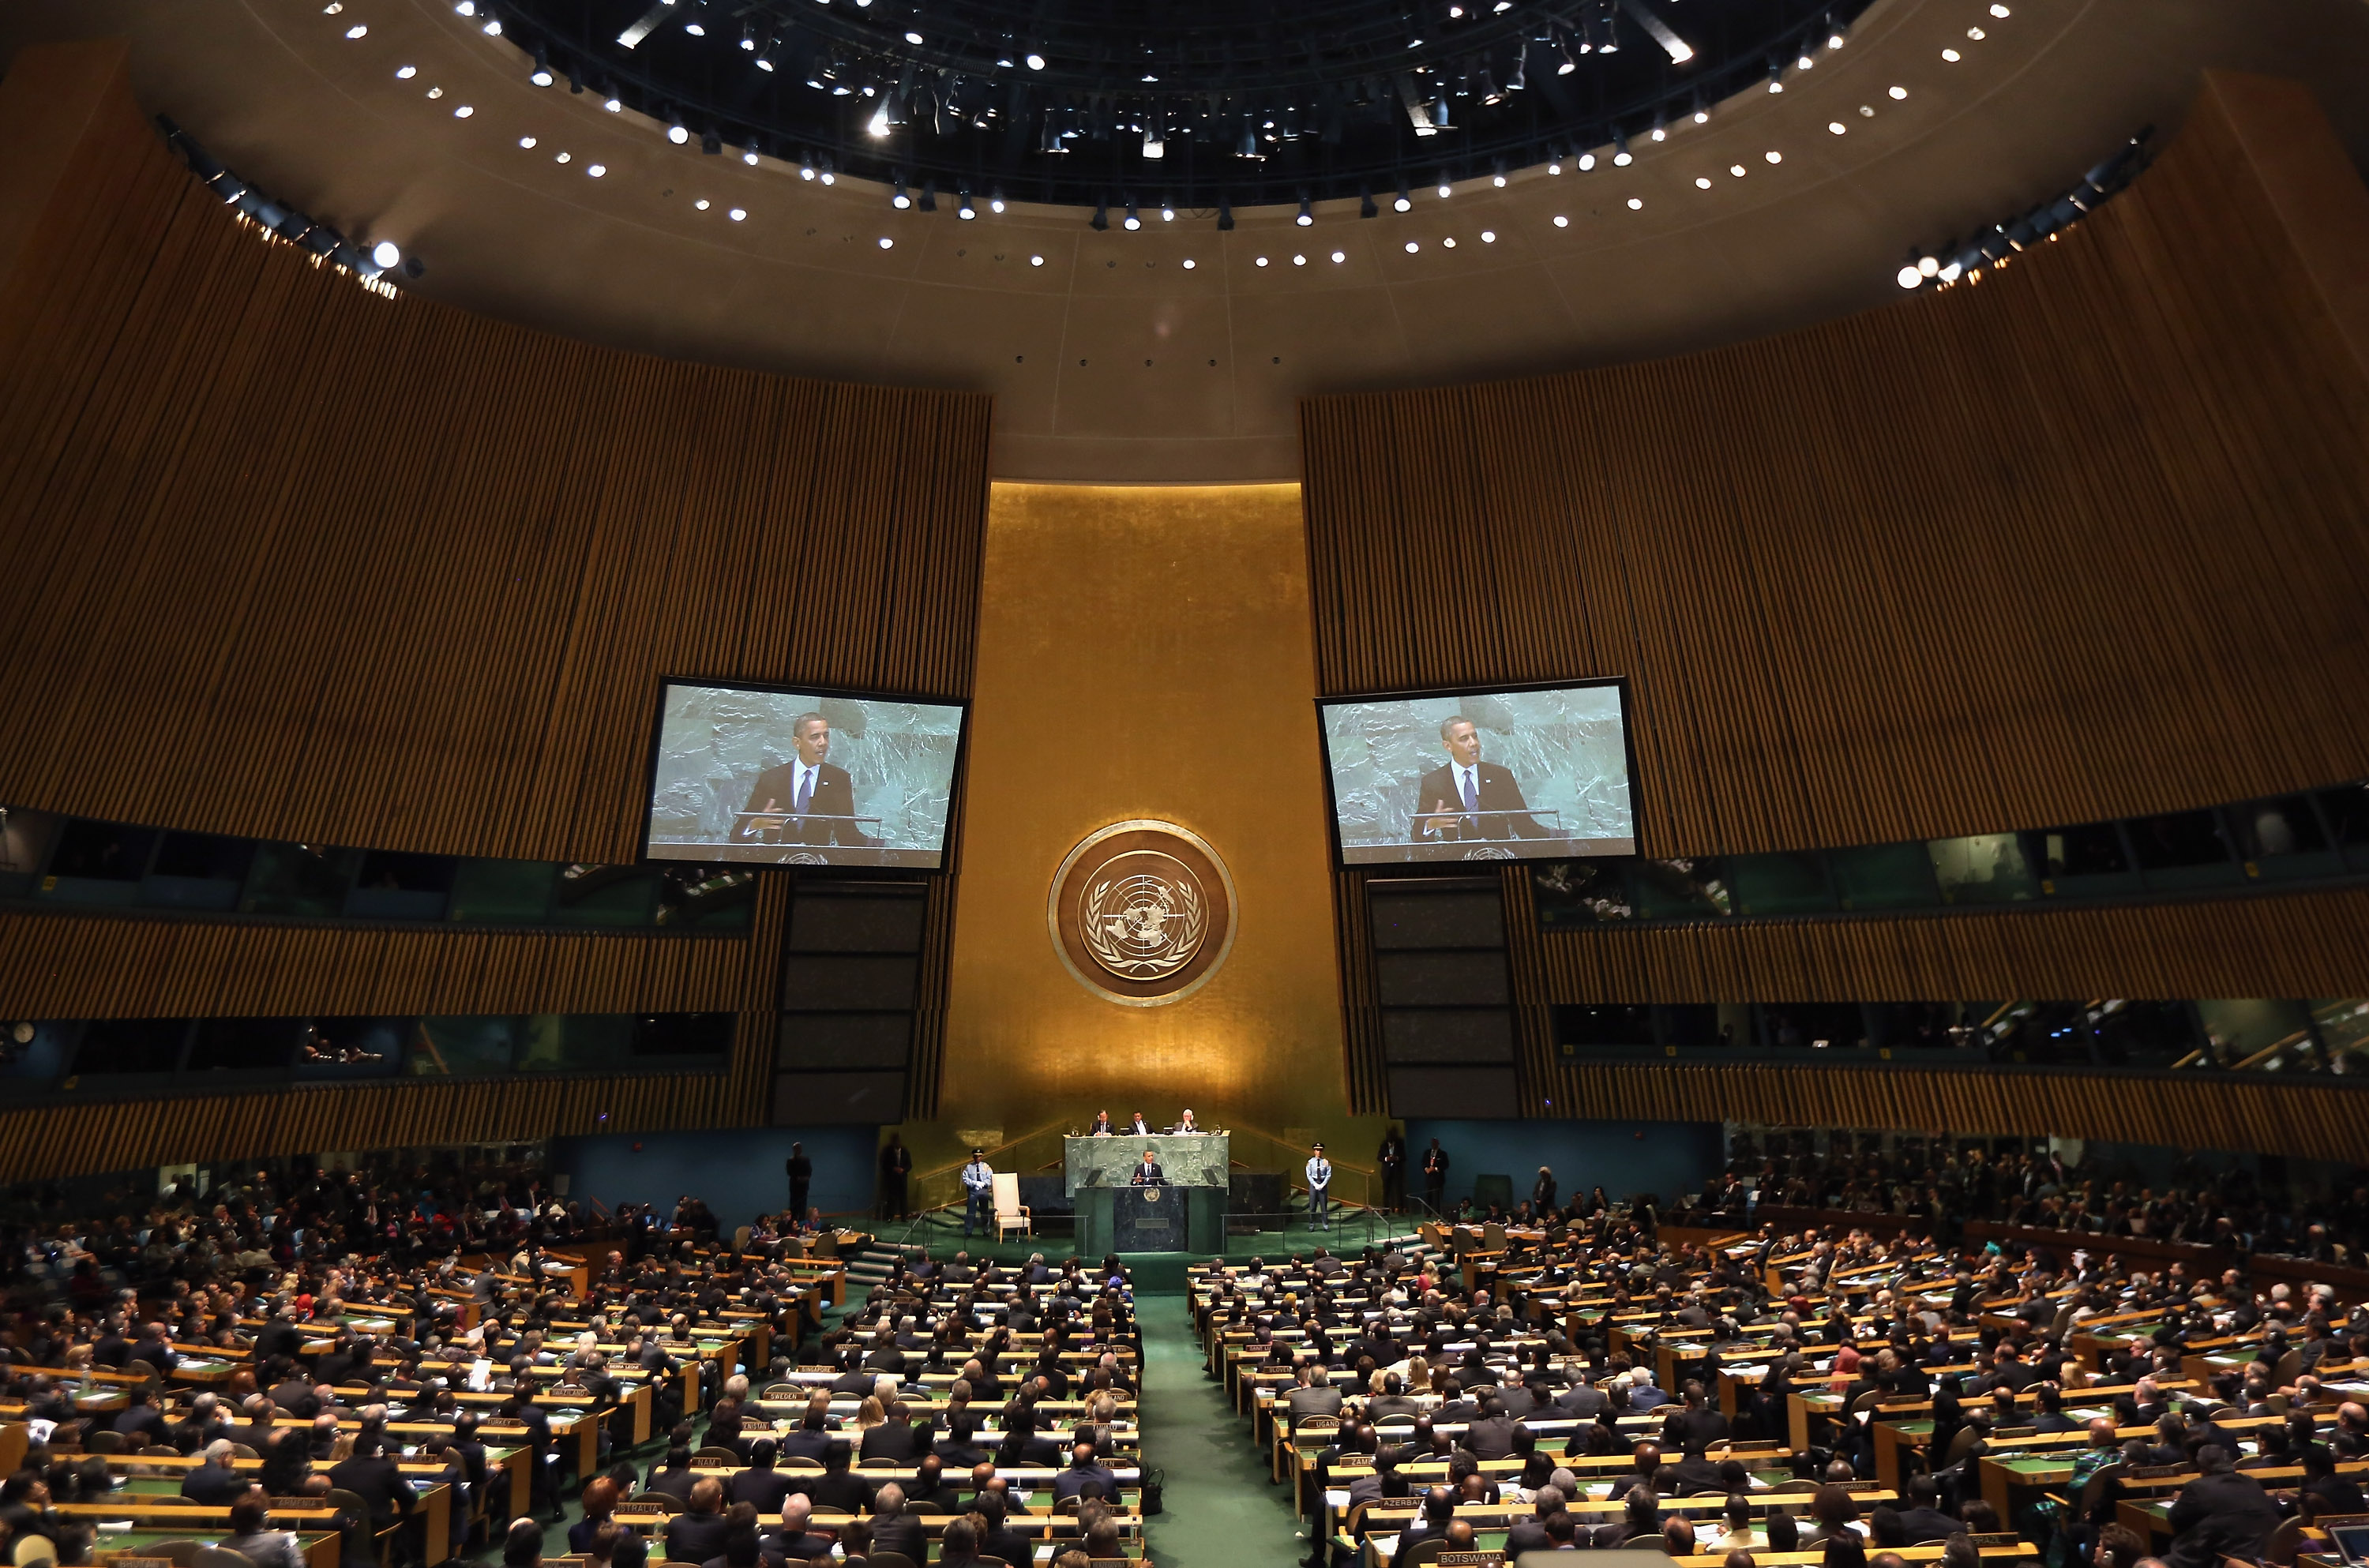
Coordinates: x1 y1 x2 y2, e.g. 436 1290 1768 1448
938 484 1357 1150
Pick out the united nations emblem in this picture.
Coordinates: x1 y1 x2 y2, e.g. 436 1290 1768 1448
1049 820 1236 1007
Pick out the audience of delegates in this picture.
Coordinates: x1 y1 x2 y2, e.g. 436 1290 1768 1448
1198 1208 2369 1568
1675 1131 2369 1263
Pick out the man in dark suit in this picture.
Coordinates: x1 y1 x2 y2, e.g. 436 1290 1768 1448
1130 1150 1166 1186
1421 1140 1451 1215
328 1437 417 1530
2166 1446 2281 1568
1050 1440 1119 1505
1410 715 1554 846
760 1497 830 1562
736 713 869 848
729 1439 797 1513
664 1478 734 1566
1894 1475 1963 1544
1393 1488 1459 1562
866 1484 926 1565
181 1441 249 1506
1506 1487 1564 1557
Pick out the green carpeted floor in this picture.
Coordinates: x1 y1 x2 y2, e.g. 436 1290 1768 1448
1135 1292 1309 1568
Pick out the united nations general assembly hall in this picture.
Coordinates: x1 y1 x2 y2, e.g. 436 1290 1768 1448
2 5 2369 1568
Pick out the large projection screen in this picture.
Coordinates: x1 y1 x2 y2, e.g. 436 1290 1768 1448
1318 681 1637 865
643 680 966 869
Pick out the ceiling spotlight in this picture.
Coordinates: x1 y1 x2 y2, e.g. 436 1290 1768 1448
1767 60 1785 92
904 29 923 43
1030 254 1044 266
1797 42 1818 69
879 236 893 249
1989 2 2009 13
867 103 891 136
481 17 501 35
603 91 622 111
667 118 690 144
1611 133 1631 167
452 0 473 13
588 162 606 176
1161 197 1176 222
754 37 777 70
1897 265 1922 290
1889 84 1909 99
990 189 1006 212
957 188 977 219
1492 163 1507 187
1038 112 1064 156
1296 196 1312 226
345 23 368 39
742 144 760 164
1025 51 1046 69
918 178 937 212
396 65 416 77
1393 178 1411 212
1436 174 1451 198
1576 151 1596 171
370 240 401 268
1236 126 1260 159
1556 32 1579 73
1122 197 1141 231
684 19 704 35
700 129 722 156
1143 127 1164 159
892 178 911 209
1650 111 1666 143
1918 254 1940 276
1691 94 1710 124
1091 195 1109 231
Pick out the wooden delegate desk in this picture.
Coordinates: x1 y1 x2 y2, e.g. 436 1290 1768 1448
57 1503 344 1568
108 1458 462 1567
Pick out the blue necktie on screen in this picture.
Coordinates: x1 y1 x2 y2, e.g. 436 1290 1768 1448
794 768 813 819
1461 768 1478 818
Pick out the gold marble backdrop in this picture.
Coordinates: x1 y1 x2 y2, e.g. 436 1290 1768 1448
931 482 1362 1180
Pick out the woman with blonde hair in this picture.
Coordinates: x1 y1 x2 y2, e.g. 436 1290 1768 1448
852 1394 886 1435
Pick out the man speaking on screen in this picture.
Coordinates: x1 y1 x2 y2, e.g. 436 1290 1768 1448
736 711 870 846
1414 715 1552 846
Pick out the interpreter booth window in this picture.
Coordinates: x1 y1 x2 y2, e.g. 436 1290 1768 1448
1658 1003 1751 1050
2308 1000 2369 1073
447 858 561 923
406 1015 521 1076
241 842 365 917
2315 785 2369 869
1873 1001 1981 1052
2127 808 2237 889
146 831 257 912
184 1016 305 1079
1926 833 2040 905
296 1016 407 1078
1630 857 1731 919
39 819 160 905
1826 842 1940 912
552 865 663 926
1759 1003 1871 1052
1996 1001 2090 1067
67 1017 191 1086
1729 851 1834 917
0 1020 75 1080
347 850 456 921
2229 795 2338 880
655 865 757 929
1530 860 1634 926
1552 1003 1656 1052
2085 999 2202 1069
2037 820 2138 897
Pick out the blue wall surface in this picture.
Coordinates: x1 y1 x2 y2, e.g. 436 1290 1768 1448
549 1127 880 1227
1400 1119 1725 1211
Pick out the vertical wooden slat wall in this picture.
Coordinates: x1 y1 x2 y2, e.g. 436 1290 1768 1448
1299 79 2369 1142
0 47 990 1180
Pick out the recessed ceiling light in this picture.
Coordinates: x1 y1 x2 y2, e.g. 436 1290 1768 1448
603 95 621 111
905 30 923 43
1990 2 2010 13
1181 258 1193 268
1441 236 1455 248
519 136 537 149
344 24 367 39
1552 215 1567 227
729 208 745 221
695 199 710 210
453 104 473 117
1941 47 1961 60
879 236 893 248
555 152 571 163
1626 197 1643 209
1293 253 1306 265
370 241 400 268
587 163 606 177
1031 255 1046 266
1828 122 1846 135
1967 25 1986 38
1729 164 1747 177
1025 51 1046 69
426 86 442 98
1889 84 1909 99
322 2 342 11
1404 240 1419 253
1695 176 1712 189
396 65 416 78
1765 149 1782 163
1479 231 1494 243
1331 250 1346 262
1255 256 1268 267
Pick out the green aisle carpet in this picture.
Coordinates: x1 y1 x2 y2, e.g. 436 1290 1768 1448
1136 1292 1309 1568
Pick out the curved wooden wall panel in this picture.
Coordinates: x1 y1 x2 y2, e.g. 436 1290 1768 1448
1302 75 2369 1142
0 44 986 1173
1541 1060 2367 1167
0 45 989 865
0 914 764 1019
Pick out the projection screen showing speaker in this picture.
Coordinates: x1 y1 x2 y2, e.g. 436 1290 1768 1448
1316 679 1638 865
642 678 967 869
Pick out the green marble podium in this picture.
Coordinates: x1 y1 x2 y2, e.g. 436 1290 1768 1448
1065 1134 1230 1255
1063 1133 1230 1193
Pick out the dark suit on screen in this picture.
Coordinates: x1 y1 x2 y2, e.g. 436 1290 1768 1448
738 761 869 846
1410 760 1552 843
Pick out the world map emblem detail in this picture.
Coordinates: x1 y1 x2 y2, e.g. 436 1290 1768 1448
1049 820 1236 1007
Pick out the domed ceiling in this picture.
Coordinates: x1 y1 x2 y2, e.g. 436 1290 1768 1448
3 0 2367 481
